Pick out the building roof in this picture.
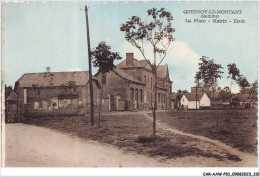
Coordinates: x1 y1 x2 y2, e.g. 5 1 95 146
17 71 90 88
117 58 142 68
113 68 143 84
172 92 177 99
184 93 205 101
157 82 166 90
117 57 168 78
157 65 168 78
94 53 171 88
116 55 169 80
139 60 152 70
7 91 17 101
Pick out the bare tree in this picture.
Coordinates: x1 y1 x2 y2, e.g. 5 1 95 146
120 8 175 137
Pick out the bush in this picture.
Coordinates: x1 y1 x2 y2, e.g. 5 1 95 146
136 136 156 143
136 136 170 143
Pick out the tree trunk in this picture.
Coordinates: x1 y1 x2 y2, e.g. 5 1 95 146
98 80 104 128
153 66 157 137
195 86 198 111
229 79 232 121
217 113 219 127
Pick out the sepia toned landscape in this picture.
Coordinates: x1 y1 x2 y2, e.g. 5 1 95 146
2 1 258 168
5 108 257 167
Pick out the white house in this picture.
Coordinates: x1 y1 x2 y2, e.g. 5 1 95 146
180 93 211 110
200 93 211 108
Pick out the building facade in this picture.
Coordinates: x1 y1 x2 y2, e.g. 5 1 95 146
12 71 100 121
95 53 173 111
181 92 211 110
6 52 173 121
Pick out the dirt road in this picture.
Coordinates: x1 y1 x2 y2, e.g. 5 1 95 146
3 112 258 167
4 123 167 167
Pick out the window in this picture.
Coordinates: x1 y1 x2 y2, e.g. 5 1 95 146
130 88 134 101
158 93 160 103
144 75 146 85
151 77 153 89
101 74 106 84
24 89 27 104
42 101 48 110
34 102 39 109
162 94 164 103
140 89 143 102
58 99 71 108
135 89 138 101
150 93 153 107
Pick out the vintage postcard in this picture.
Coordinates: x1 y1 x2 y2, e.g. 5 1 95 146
1 0 259 176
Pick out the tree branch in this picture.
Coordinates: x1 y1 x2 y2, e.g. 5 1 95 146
129 39 153 68
156 40 171 68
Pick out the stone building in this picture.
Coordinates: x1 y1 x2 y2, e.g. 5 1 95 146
12 71 100 121
6 91 18 122
95 53 173 111
4 85 14 122
6 52 173 120
171 92 177 110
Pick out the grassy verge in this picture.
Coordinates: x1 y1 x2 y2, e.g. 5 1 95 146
155 109 258 154
23 113 238 161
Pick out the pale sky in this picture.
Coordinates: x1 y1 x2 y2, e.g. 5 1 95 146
2 1 258 92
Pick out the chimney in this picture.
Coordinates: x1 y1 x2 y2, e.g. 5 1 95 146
126 53 134 66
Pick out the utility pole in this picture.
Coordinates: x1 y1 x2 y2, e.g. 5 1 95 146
84 5 94 126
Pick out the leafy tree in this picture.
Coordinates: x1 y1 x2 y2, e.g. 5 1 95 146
46 66 51 73
59 81 78 93
227 63 242 120
223 86 230 92
92 42 122 74
120 8 175 137
176 89 188 109
44 66 54 85
249 80 258 102
231 96 240 108
218 88 232 103
91 41 122 128
195 56 224 100
236 75 250 94
227 63 240 91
